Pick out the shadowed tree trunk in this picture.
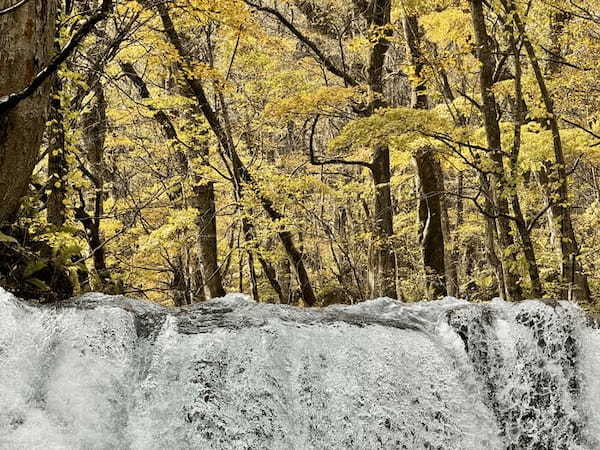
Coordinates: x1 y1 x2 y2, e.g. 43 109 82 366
403 15 447 298
469 0 522 301
367 0 396 299
500 0 591 303
171 255 190 307
0 0 56 225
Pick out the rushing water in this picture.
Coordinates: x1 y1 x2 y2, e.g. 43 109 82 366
1 288 600 449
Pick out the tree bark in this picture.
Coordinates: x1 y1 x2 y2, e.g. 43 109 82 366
191 182 226 299
502 0 591 303
469 0 522 301
0 0 56 225
370 145 396 298
171 254 190 306
403 15 447 298
367 0 396 298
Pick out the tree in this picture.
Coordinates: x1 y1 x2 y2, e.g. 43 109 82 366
3 0 600 306
469 0 523 301
403 14 447 298
0 0 56 225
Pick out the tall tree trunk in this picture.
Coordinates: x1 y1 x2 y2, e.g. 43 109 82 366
403 15 447 298
505 20 544 298
435 68 467 296
79 83 112 288
469 0 522 301
0 0 56 225
454 171 466 293
502 0 591 303
440 170 458 297
370 146 396 298
367 0 396 298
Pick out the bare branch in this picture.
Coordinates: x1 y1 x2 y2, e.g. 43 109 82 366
308 115 372 169
242 0 358 87
0 0 113 115
0 0 30 16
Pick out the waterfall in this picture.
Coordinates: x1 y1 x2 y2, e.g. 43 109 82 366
1 288 599 449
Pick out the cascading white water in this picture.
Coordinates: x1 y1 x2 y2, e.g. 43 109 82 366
1 288 599 449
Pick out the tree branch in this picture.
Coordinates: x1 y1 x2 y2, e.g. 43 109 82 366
0 0 113 115
308 115 372 169
242 0 358 87
0 0 30 16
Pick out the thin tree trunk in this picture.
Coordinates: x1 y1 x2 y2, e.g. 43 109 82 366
192 252 207 302
258 256 285 303
79 83 112 288
440 170 458 297
482 177 505 297
469 0 522 301
511 194 543 297
241 218 285 302
247 250 259 301
455 171 467 288
505 19 544 298
502 0 591 303
47 76 67 227
240 217 259 302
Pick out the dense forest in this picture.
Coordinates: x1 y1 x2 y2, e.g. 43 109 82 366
1 0 600 308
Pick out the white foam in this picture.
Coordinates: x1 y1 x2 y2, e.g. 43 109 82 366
0 288 597 448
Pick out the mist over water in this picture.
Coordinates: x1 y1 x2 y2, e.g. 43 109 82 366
1 288 599 449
